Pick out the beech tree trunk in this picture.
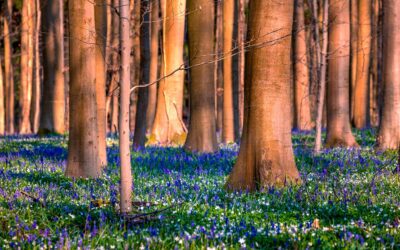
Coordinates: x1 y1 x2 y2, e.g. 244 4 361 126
226 0 301 191
326 0 358 148
4 0 14 135
237 0 245 136
222 0 235 143
39 0 65 134
184 0 218 153
150 0 187 145
376 0 400 150
350 0 358 120
216 0 223 138
95 0 108 166
293 0 313 130
31 0 41 134
145 0 160 134
19 0 35 134
66 0 100 178
133 0 151 148
353 0 372 128
0 53 4 135
119 0 132 214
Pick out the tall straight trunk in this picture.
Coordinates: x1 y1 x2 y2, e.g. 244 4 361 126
20 0 35 134
215 0 223 138
370 0 380 127
119 0 132 214
314 0 328 153
66 0 100 178
326 0 358 148
184 0 218 153
95 0 108 166
4 0 14 135
237 0 245 136
39 0 65 134
133 0 151 148
111 93 119 133
150 0 187 145
350 0 358 120
145 0 160 134
222 0 235 143
376 0 400 150
0 53 4 135
293 0 313 130
226 0 300 191
353 0 372 128
31 0 41 134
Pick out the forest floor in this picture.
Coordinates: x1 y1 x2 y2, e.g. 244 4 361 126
0 130 399 249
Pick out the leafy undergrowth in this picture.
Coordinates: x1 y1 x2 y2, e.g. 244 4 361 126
0 130 399 249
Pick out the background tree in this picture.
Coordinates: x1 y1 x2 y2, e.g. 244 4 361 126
4 0 14 135
39 0 65 134
293 0 313 130
222 0 235 143
325 0 358 148
184 0 218 153
353 0 372 129
30 0 41 133
66 0 100 178
0 55 4 135
226 0 300 191
150 0 187 145
376 0 400 150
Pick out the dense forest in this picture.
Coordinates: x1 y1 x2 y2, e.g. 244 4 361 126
0 0 400 248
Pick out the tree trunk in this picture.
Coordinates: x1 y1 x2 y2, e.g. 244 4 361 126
350 0 358 120
314 0 328 153
66 0 100 178
293 0 313 130
119 0 132 214
20 0 35 134
226 0 300 191
145 0 160 134
4 0 14 135
149 0 187 145
326 0 358 148
369 0 380 127
0 50 4 135
39 0 65 134
133 0 151 148
222 0 235 143
353 0 372 129
237 0 245 136
95 0 108 166
31 0 41 134
216 0 223 139
184 0 218 153
376 0 400 150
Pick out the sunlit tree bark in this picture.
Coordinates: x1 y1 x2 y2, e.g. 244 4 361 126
226 0 301 191
4 0 14 135
30 0 41 134
0 52 4 135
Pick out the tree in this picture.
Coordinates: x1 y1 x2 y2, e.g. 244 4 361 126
293 0 313 130
133 0 151 148
376 0 400 150
4 0 14 135
222 0 235 143
39 0 65 134
0 54 4 135
150 0 187 145
353 0 372 129
226 0 301 191
350 0 358 120
95 0 108 166
65 0 100 178
30 0 41 134
145 0 160 134
19 0 35 134
119 0 133 214
325 0 358 148
184 0 218 153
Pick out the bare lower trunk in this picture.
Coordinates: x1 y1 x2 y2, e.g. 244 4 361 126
237 0 245 136
119 0 132 214
226 0 300 191
326 0 358 148
370 0 380 127
66 0 100 178
95 0 108 166
216 0 223 138
222 0 235 143
0 52 4 135
39 0 65 134
350 0 358 120
145 0 160 134
376 0 400 150
4 0 14 134
293 0 313 130
31 0 41 134
353 0 372 129
133 0 151 148
149 0 187 145
184 0 218 153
